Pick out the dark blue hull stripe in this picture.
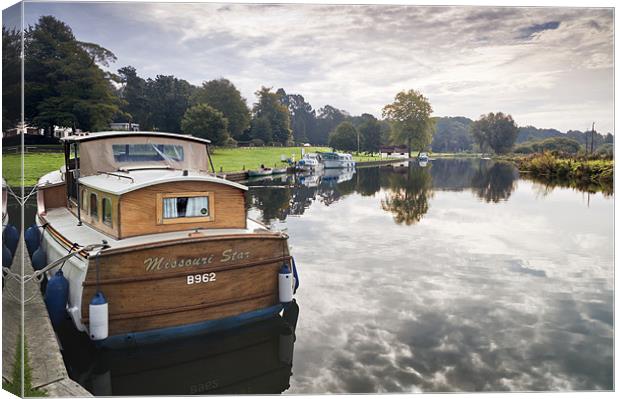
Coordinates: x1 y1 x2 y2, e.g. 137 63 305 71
100 304 285 349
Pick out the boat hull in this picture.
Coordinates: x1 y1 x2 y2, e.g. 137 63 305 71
323 159 356 169
41 223 292 341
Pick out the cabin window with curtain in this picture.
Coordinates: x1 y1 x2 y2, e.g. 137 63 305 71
102 197 113 227
90 193 98 219
157 192 214 224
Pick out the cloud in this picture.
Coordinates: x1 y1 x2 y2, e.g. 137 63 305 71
21 3 614 133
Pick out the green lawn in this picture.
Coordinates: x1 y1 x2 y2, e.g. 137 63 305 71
1 146 389 187
210 146 330 171
2 153 65 187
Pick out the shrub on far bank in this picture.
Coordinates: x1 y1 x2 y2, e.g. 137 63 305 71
514 137 582 155
595 143 614 159
516 152 613 187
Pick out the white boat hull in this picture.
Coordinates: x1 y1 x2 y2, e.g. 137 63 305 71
323 159 356 169
39 217 89 332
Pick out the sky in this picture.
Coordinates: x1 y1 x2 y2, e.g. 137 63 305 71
6 1 616 133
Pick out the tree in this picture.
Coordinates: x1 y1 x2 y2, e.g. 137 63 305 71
277 89 316 144
181 104 230 145
431 116 474 153
191 79 250 140
249 116 272 144
357 114 383 154
314 105 347 145
144 75 196 133
470 112 519 154
251 87 291 145
382 90 435 158
2 26 21 129
117 66 149 128
328 121 358 152
24 16 121 133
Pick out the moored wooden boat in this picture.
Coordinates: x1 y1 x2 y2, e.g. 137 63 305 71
31 131 299 346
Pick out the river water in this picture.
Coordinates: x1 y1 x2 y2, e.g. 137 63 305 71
30 158 614 393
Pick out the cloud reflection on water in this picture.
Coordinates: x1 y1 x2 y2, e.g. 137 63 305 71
247 160 613 393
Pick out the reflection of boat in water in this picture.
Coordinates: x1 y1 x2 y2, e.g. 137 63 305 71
297 173 321 188
321 152 356 169
30 131 298 346
418 160 428 167
60 301 300 396
322 168 355 184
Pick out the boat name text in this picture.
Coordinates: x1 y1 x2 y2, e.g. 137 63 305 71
144 249 251 272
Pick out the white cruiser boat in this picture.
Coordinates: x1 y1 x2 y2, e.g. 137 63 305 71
321 152 356 169
296 153 323 172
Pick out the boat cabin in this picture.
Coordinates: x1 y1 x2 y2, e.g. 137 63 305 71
38 132 248 240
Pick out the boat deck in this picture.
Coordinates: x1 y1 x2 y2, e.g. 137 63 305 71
41 207 273 253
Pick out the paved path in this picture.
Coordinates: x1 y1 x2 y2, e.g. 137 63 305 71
2 240 92 396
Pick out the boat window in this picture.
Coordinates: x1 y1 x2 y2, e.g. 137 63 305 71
157 192 214 224
90 193 98 219
112 144 184 162
102 197 112 226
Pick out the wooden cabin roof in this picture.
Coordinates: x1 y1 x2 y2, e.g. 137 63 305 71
60 131 211 145
78 170 248 195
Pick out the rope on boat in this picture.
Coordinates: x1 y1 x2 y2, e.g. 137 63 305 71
2 242 109 285
4 184 37 206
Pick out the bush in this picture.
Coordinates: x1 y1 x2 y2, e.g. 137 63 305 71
514 137 582 155
518 152 613 187
595 143 614 159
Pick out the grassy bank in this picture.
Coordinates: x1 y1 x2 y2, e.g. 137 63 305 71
512 152 613 191
2 146 388 186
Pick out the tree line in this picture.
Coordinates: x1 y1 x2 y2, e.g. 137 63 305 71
3 15 612 156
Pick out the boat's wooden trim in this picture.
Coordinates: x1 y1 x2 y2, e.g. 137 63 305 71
82 254 291 286
99 232 285 256
82 291 274 322
38 214 90 259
